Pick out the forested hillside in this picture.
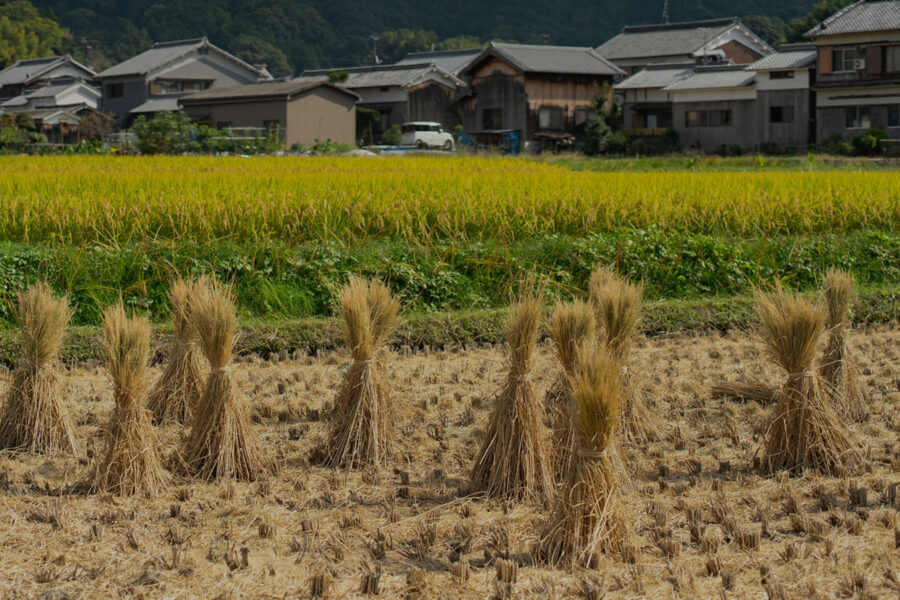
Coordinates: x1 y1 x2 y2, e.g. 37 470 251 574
6 0 855 76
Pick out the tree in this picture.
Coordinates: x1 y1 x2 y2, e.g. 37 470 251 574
741 15 787 47
0 0 68 68
79 111 116 140
328 70 349 84
583 83 626 156
784 0 854 42
228 34 292 77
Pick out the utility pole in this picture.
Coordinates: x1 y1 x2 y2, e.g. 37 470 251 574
662 0 670 23
370 35 382 65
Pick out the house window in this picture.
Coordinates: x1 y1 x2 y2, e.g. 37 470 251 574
845 106 871 129
709 110 732 126
538 106 563 130
574 106 594 126
770 70 795 80
888 105 900 128
106 83 124 98
380 86 390 92
886 46 900 72
769 106 794 124
832 48 861 72
482 107 502 129
685 110 704 127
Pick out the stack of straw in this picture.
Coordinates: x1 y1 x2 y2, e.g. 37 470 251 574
92 303 167 495
758 285 862 476
326 277 400 467
0 282 78 454
536 342 626 566
180 278 266 480
471 286 552 500
146 278 205 424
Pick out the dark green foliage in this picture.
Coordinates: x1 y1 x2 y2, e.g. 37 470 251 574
852 129 888 156
0 0 68 67
584 85 625 156
741 15 787 46
29 0 821 73
381 124 401 146
0 113 46 152
130 111 281 155
0 230 896 326
784 0 855 42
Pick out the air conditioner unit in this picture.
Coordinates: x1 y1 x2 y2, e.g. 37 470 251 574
854 58 867 70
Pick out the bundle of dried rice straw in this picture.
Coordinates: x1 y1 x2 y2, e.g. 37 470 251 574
146 278 205 425
326 277 400 467
820 269 868 422
471 285 552 500
0 282 78 454
92 302 167 495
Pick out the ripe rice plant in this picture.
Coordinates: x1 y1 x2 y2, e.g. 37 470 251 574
0 156 896 245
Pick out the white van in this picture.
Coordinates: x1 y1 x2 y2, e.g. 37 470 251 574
400 122 454 150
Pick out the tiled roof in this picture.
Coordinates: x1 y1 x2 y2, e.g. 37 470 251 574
394 48 483 75
806 0 900 36
98 37 269 80
0 55 96 87
747 49 817 71
466 42 623 76
615 64 695 89
180 80 358 103
300 63 462 89
130 97 182 113
597 18 739 61
664 66 755 91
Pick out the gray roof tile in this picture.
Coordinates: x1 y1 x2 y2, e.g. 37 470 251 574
0 55 95 86
180 80 358 103
98 37 268 80
466 42 623 76
747 50 817 71
597 19 738 61
615 65 694 89
300 64 460 89
806 0 900 36
664 67 755 91
395 48 483 74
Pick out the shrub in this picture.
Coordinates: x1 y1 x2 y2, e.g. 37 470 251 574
381 124 401 146
852 129 887 156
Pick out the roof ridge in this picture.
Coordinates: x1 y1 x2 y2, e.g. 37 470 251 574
622 17 738 33
151 37 206 49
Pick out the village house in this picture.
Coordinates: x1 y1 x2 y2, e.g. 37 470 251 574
455 42 623 152
0 55 100 143
748 45 817 148
97 37 271 127
804 0 900 141
596 18 772 75
665 65 758 152
298 62 466 142
617 63 694 150
179 80 358 146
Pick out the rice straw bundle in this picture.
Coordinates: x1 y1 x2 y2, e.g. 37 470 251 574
146 278 205 424
471 287 552 500
326 277 400 467
757 285 862 476
0 282 77 454
536 342 626 566
590 274 658 445
820 269 868 422
181 277 266 480
92 303 167 495
545 300 595 482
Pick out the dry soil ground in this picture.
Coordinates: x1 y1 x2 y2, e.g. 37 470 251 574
0 326 898 599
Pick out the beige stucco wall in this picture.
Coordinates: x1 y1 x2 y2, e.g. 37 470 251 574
182 86 357 146
285 87 356 145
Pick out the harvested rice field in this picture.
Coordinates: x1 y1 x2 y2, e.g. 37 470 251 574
1 326 898 599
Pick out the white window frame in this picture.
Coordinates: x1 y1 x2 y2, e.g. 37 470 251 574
832 48 859 73
845 106 871 130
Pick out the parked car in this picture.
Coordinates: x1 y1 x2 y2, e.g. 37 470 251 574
400 122 454 150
